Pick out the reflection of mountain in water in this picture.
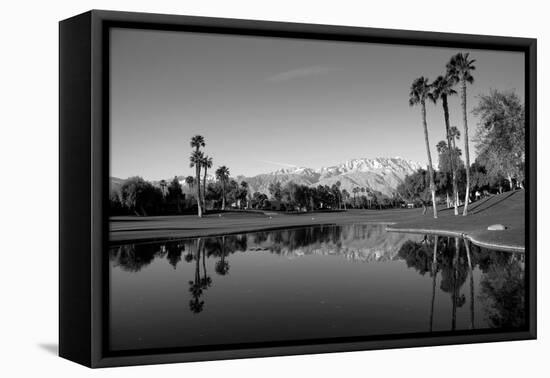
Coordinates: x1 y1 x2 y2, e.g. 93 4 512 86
109 224 419 272
248 224 420 262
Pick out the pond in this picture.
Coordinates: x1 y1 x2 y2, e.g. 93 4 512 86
108 223 526 352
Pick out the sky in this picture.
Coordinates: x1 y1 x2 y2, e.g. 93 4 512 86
110 28 524 180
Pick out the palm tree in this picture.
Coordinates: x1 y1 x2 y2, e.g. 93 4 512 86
185 175 194 191
430 74 459 216
189 150 204 217
190 135 205 152
352 187 358 207
335 180 342 209
447 53 476 216
201 155 213 211
215 166 230 210
409 76 437 218
159 179 167 198
341 189 349 210
240 181 250 209
190 135 205 215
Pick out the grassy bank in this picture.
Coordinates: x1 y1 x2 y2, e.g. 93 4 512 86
110 191 525 252
387 190 525 252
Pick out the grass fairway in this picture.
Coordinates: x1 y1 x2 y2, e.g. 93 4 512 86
110 190 525 252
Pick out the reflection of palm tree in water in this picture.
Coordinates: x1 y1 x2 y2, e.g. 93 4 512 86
188 238 205 313
215 236 230 276
464 240 475 329
201 243 212 290
451 238 460 330
429 235 438 332
399 236 470 331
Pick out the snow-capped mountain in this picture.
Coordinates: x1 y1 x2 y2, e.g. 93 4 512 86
241 157 423 196
111 157 423 197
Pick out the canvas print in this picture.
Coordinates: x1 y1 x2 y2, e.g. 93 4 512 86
108 28 527 353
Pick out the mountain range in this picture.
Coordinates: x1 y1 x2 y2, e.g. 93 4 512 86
237 157 422 196
110 157 423 197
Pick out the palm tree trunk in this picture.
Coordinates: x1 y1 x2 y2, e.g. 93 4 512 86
221 181 226 210
202 167 207 212
421 100 438 219
461 79 471 216
442 95 458 216
196 166 202 218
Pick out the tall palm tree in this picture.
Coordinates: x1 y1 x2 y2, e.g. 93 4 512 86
190 150 204 217
409 76 438 219
447 53 476 216
201 155 213 211
215 166 230 210
430 74 459 216
190 135 205 214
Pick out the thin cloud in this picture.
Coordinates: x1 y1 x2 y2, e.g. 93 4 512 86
266 65 335 83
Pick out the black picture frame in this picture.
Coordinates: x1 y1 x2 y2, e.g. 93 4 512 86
59 9 537 368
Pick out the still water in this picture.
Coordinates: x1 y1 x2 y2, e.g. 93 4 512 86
109 224 525 352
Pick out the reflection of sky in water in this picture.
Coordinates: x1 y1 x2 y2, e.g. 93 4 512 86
108 224 526 352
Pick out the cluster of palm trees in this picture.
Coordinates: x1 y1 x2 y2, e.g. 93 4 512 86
188 135 233 217
409 52 476 219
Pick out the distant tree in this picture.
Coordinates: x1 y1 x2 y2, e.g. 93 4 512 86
167 176 184 213
268 181 283 202
159 179 168 198
238 181 250 209
341 189 350 210
185 175 194 191
252 191 268 209
352 187 359 207
120 176 163 216
409 76 437 218
215 166 230 210
447 53 476 215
